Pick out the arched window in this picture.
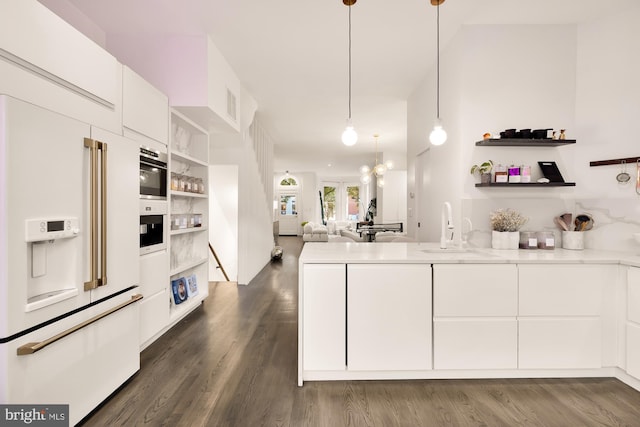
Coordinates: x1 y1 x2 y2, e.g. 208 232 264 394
278 174 299 187
279 176 298 186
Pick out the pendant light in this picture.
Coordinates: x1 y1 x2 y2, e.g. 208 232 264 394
429 0 447 146
341 0 358 146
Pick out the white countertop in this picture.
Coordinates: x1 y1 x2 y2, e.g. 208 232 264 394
299 241 640 267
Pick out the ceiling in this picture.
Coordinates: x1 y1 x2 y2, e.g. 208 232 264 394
51 0 637 177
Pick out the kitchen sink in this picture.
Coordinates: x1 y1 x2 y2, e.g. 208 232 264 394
421 247 474 254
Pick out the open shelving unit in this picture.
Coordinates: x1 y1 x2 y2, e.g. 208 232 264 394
475 138 576 188
475 138 576 147
168 109 209 325
475 182 576 188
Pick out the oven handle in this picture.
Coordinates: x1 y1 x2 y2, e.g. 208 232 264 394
16 294 143 356
140 157 168 170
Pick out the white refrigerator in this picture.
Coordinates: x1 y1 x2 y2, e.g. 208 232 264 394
0 95 141 425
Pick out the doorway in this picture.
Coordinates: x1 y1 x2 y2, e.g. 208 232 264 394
415 148 431 242
278 191 299 235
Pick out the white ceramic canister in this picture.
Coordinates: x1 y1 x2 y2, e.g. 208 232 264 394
562 230 584 250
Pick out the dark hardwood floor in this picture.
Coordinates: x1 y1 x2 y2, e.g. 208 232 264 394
82 236 640 427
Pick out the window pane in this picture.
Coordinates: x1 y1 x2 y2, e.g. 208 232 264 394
346 186 360 221
280 177 297 186
280 195 297 215
323 186 336 221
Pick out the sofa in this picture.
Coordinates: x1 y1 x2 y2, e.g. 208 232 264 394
302 222 329 242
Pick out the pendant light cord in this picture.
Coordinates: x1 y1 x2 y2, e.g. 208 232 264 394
436 2 440 119
348 4 352 120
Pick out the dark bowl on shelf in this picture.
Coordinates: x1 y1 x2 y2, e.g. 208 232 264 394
502 129 517 138
519 129 532 138
532 128 552 139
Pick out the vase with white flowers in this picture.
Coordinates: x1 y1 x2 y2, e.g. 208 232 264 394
490 208 528 249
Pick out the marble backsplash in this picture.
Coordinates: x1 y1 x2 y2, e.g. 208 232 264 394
461 198 640 253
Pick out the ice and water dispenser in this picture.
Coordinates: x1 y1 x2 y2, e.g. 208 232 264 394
24 217 80 311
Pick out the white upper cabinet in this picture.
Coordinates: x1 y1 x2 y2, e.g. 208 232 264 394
0 1 122 133
123 66 169 145
0 0 118 106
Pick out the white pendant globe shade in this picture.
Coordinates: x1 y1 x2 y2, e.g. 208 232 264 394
429 119 447 146
377 178 385 187
360 174 371 184
342 125 358 146
360 165 371 174
385 160 394 170
374 163 387 176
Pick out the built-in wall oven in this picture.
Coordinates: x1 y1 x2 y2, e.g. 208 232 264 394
140 200 167 255
140 146 167 200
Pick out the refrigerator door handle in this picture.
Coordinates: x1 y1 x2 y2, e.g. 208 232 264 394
16 294 143 356
83 138 108 290
84 138 99 291
99 140 107 287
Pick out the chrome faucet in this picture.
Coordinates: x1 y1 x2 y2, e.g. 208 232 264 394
441 201 454 249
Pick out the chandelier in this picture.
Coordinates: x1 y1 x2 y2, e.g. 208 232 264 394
360 134 393 187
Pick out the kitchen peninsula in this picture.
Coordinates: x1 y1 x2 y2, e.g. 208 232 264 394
297 242 640 393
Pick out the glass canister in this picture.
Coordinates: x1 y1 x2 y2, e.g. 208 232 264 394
536 231 556 249
170 214 180 230
519 231 538 249
508 165 521 183
177 174 187 192
195 178 205 194
494 164 508 183
187 176 195 193
170 172 180 191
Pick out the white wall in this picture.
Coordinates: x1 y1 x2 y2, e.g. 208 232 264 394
408 8 640 250
407 27 465 242
209 165 238 281
212 135 273 285
380 170 407 227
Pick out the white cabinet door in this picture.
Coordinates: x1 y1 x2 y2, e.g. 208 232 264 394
347 264 431 371
302 264 346 371
434 264 517 317
123 66 169 144
434 319 517 369
629 267 640 324
519 318 602 369
627 322 640 380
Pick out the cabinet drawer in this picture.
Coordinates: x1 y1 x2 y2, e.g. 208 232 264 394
627 322 640 380
434 319 517 370
139 289 170 347
140 250 169 296
519 318 601 369
518 264 610 316
434 264 517 317
628 267 640 324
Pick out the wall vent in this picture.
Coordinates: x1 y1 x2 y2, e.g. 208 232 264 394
226 88 237 122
